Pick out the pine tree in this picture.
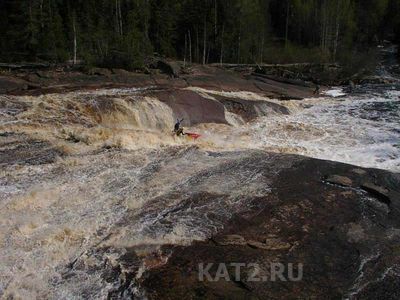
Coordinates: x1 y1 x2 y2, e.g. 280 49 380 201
0 0 398 66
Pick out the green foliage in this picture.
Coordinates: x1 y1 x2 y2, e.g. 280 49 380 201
0 0 398 67
338 48 379 77
263 44 330 64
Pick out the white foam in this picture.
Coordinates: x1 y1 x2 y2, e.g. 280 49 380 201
186 86 276 101
322 88 346 97
251 90 400 172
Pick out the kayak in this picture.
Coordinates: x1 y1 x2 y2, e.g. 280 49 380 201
185 132 201 140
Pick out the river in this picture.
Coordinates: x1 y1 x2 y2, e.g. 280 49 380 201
0 50 399 299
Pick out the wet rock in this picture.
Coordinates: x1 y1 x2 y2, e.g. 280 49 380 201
0 76 28 93
347 223 366 243
361 182 391 205
249 74 316 99
214 95 289 122
0 134 63 166
325 175 353 187
247 238 291 250
138 155 400 299
151 74 188 88
0 131 14 137
150 89 228 125
179 65 316 99
217 235 246 245
157 60 181 78
0 97 31 116
0 63 321 101
24 73 42 83
352 168 367 175
36 71 51 78
87 67 112 77
264 237 292 250
111 68 133 76
360 76 394 85
251 73 314 88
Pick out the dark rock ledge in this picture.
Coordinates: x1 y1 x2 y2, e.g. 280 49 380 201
52 149 399 300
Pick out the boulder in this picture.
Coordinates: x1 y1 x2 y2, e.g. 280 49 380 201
325 175 353 187
214 95 289 122
157 60 181 78
150 89 228 125
23 73 42 84
217 235 246 245
151 74 188 88
87 67 112 77
0 76 29 94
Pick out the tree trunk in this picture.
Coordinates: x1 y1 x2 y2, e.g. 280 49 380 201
188 30 192 63
237 22 241 63
144 0 149 39
203 16 207 65
184 33 187 67
115 0 122 35
28 0 35 45
214 0 217 36
321 0 326 50
40 0 44 29
118 0 123 36
73 13 77 65
260 35 264 63
333 0 340 62
220 23 224 66
237 2 242 63
115 0 119 34
196 26 199 63
285 0 290 49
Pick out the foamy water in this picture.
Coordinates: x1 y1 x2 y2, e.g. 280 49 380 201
187 87 400 172
1 84 399 297
2 86 399 173
250 89 400 172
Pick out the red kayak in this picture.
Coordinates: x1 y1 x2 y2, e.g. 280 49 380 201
185 132 201 140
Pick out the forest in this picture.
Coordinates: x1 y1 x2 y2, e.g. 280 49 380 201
0 0 399 70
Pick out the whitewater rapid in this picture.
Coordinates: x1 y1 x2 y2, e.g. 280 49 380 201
186 87 400 172
248 89 400 172
1 84 399 298
2 85 398 174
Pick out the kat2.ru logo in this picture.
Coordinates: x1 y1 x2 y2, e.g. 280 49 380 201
198 262 303 282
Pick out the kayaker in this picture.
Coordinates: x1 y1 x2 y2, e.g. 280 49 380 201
174 118 185 136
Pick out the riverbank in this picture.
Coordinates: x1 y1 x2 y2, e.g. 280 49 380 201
0 61 324 100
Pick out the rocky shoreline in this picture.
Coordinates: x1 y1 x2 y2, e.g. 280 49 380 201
0 62 322 130
0 62 323 100
138 152 400 299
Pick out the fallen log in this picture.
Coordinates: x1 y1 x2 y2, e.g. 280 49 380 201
0 62 51 70
210 62 340 68
250 72 315 88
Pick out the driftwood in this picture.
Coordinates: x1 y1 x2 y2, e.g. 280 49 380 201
250 73 315 88
210 62 340 68
0 62 51 70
